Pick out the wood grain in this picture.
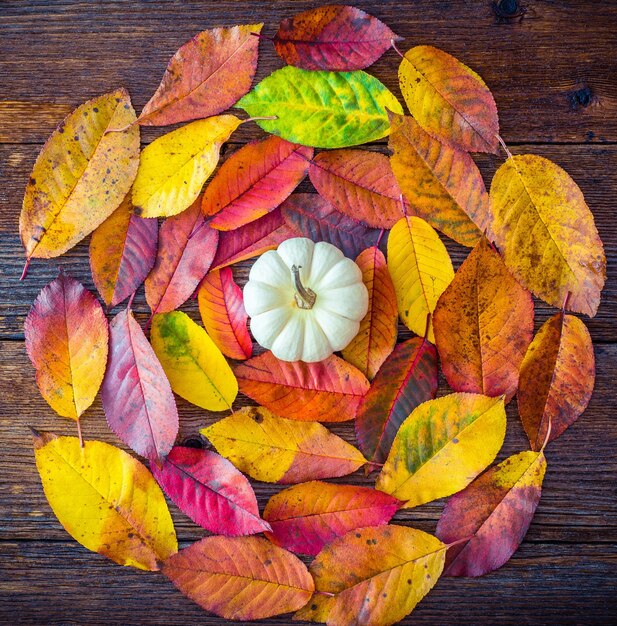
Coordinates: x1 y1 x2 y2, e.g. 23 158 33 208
1 1 616 624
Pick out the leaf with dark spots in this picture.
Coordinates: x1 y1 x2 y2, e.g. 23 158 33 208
281 193 381 259
150 446 270 536
144 198 218 314
273 5 400 71
101 308 178 464
137 24 263 126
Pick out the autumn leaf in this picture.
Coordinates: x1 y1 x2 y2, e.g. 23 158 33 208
518 312 595 450
89 193 158 308
436 450 546 577
433 238 534 402
137 24 263 126
398 45 499 154
263 481 400 556
101 308 178 464
144 198 218 314
388 112 490 247
210 206 297 270
489 154 605 316
151 446 271 536
162 535 314 621
33 432 177 570
295 526 445 626
309 149 408 229
234 351 369 422
387 216 454 342
20 89 139 262
150 311 238 411
341 246 398 379
272 5 400 71
356 337 438 468
201 406 367 484
197 267 252 361
376 393 506 507
205 136 313 229
24 272 108 421
132 115 242 218
281 193 381 260
237 67 403 148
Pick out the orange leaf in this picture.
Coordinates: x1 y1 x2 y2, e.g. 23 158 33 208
389 112 490 247
518 313 595 450
341 246 398 379
24 272 108 421
137 24 263 126
296 525 445 625
263 481 400 556
162 535 314 620
205 136 312 229
398 45 499 154
145 198 218 314
198 267 252 361
234 352 369 422
309 149 408 228
433 238 534 401
89 193 158 307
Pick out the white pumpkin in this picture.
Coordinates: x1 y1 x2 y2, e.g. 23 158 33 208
243 238 369 362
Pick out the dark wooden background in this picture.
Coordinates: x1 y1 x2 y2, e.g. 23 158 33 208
1 1 616 624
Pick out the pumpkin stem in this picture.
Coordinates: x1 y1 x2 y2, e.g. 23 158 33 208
291 265 316 309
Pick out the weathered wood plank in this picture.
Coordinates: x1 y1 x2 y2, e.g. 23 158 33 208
1 142 615 340
0 540 615 625
0 0 616 144
1 340 615 545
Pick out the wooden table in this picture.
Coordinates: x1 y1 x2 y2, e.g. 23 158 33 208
1 1 616 623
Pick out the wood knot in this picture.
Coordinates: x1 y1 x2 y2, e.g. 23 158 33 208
181 436 205 449
568 86 594 110
492 0 527 22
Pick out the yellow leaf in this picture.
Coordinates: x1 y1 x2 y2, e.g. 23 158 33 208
150 311 238 411
201 406 367 484
489 154 605 317
387 216 454 342
132 115 242 218
376 393 506 507
295 525 445 626
398 45 499 154
20 89 139 259
33 432 177 571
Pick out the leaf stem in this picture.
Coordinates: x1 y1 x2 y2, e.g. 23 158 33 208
562 291 571 312
376 228 386 248
242 115 278 125
391 38 405 59
76 418 84 448
105 121 135 134
20 256 32 280
446 535 474 549
496 134 513 159
541 416 553 452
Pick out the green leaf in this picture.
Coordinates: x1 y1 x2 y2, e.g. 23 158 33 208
236 67 403 149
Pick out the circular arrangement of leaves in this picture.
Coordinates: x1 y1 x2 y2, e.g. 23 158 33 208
20 5 605 625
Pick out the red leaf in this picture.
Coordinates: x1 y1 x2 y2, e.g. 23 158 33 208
151 446 270 536
263 481 400 556
89 195 158 307
234 352 369 422
101 308 178 463
281 193 381 259
197 267 252 360
137 24 263 126
205 136 312 229
145 198 218 314
341 247 398 380
355 337 438 466
309 149 408 228
436 450 546 577
24 272 108 421
210 207 296 271
162 535 314 620
273 5 400 71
